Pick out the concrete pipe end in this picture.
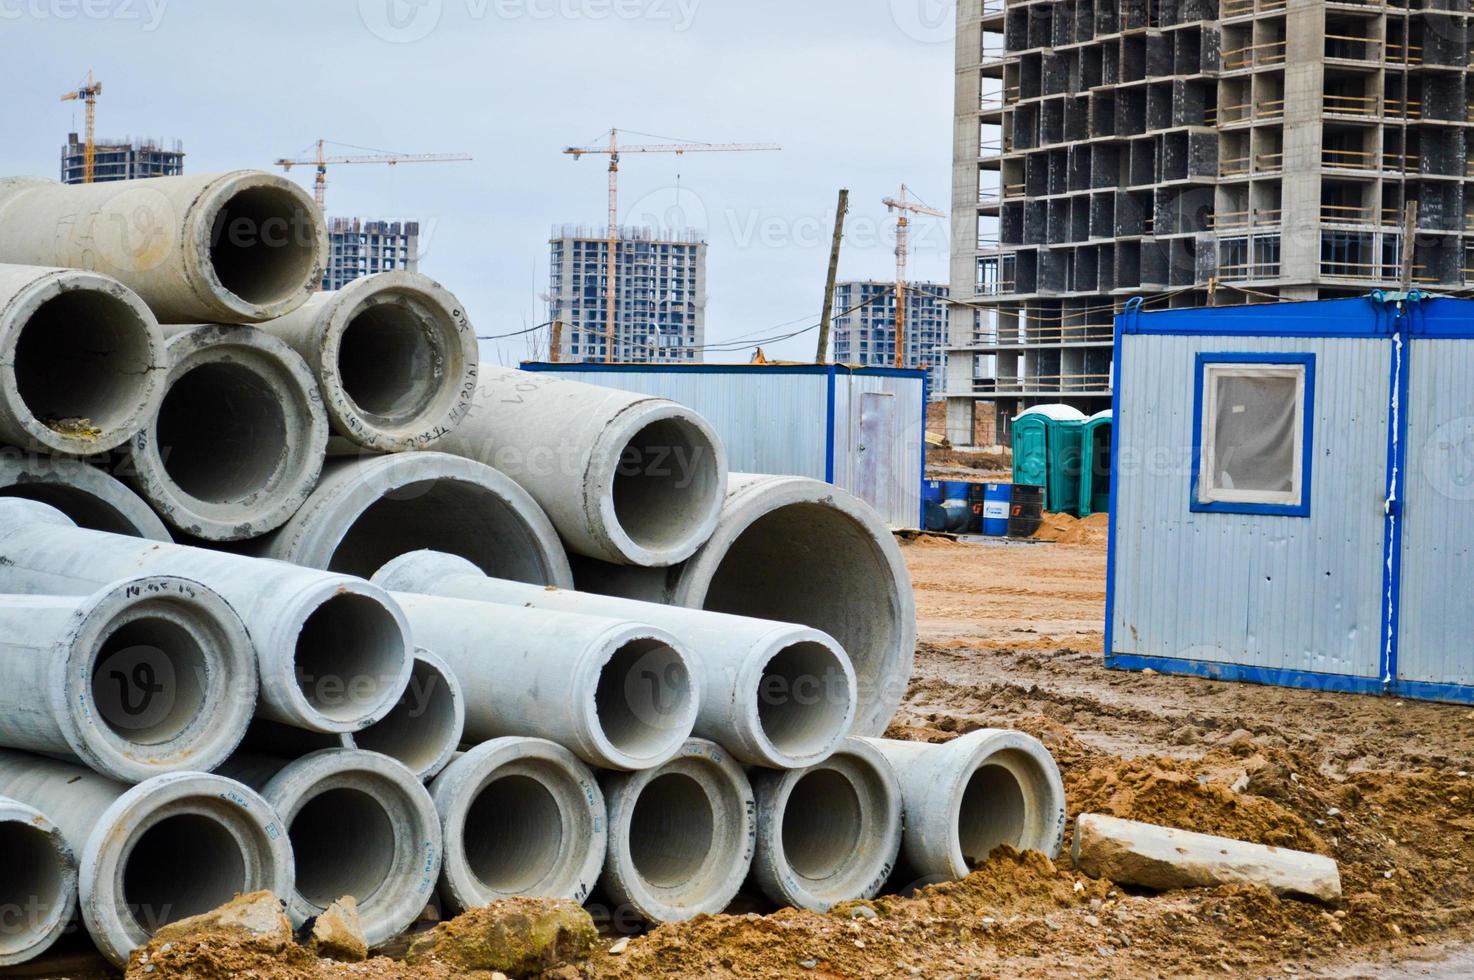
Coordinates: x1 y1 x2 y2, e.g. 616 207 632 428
78 772 295 968
127 325 329 541
261 749 442 948
0 796 79 967
0 456 170 539
578 625 701 772
429 737 607 915
751 737 904 912
371 549 484 594
347 648 465 781
601 739 756 924
735 627 857 770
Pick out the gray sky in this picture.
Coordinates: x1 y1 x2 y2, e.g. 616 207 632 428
1 0 956 364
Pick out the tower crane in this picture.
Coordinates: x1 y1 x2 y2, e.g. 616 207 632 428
60 70 103 184
275 139 473 211
883 185 946 370
563 129 780 362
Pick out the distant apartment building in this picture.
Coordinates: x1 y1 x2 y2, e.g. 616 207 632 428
547 225 706 363
61 135 184 184
324 219 419 291
832 281 949 397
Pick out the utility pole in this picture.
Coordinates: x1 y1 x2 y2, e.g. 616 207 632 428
816 189 849 363
549 319 564 363
1399 201 1419 291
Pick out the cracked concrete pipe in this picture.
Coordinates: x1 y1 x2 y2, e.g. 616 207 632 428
376 550 855 769
435 367 727 567
0 456 169 538
0 751 293 968
0 795 77 967
218 748 441 949
125 324 328 541
573 474 917 737
0 264 166 454
750 737 903 911
387 590 698 771
0 172 327 323
600 738 755 923
429 737 606 914
0 498 413 734
0 574 256 783
862 730 1068 883
255 452 572 586
254 271 479 452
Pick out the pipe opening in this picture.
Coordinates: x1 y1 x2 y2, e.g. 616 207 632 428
757 641 852 760
464 773 564 894
122 814 247 927
293 593 405 723
14 291 154 438
957 763 1027 867
337 302 442 423
353 658 458 774
90 616 209 746
287 787 396 909
782 768 863 882
0 823 66 957
611 418 721 553
154 362 287 503
627 772 714 889
594 639 692 761
208 187 320 307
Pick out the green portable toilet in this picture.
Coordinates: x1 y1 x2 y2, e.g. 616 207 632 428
1078 409 1113 517
1011 405 1087 515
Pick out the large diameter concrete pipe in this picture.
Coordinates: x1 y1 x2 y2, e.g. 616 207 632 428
0 499 412 734
430 738 606 914
574 474 917 737
750 737 903 912
600 738 755 923
256 452 572 586
0 751 293 968
0 264 166 454
863 730 1068 883
254 272 479 452
0 575 256 783
219 749 441 949
377 550 856 769
388 591 698 771
435 367 728 567
0 795 77 967
124 324 328 541
0 456 169 539
0 172 327 323
347 649 464 781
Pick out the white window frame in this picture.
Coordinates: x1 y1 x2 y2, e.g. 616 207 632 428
1197 362 1308 509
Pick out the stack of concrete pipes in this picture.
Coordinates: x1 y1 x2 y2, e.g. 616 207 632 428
0 171 1067 968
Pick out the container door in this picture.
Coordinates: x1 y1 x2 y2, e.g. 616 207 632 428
1013 418 1048 486
1050 422 1085 516
856 392 896 517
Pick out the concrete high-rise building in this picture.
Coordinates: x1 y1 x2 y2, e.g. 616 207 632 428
947 0 1474 446
547 225 706 363
324 219 419 291
832 280 949 397
61 135 183 184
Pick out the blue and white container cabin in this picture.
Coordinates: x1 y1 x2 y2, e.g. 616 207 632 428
1107 293 1474 705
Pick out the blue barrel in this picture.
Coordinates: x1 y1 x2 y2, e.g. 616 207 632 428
981 483 1011 536
923 480 944 505
942 481 972 505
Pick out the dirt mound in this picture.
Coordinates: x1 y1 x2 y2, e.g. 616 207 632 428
1033 511 1110 545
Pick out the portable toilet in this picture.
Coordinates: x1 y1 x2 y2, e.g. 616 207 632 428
1078 409 1114 517
1011 404 1087 515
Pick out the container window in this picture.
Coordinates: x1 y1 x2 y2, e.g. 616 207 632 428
1192 354 1314 517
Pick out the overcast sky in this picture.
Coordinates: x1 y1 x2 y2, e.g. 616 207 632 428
1 0 956 364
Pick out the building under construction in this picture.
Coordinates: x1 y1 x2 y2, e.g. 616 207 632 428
324 219 419 291
60 135 183 184
946 0 1474 445
832 280 950 396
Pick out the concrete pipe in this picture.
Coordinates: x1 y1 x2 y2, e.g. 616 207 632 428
256 452 572 587
0 172 327 324
348 649 464 781
429 738 606 914
377 550 855 769
0 575 255 783
750 737 903 912
254 272 478 452
435 367 727 567
0 264 166 455
219 749 441 948
0 456 169 538
0 751 293 968
863 730 1068 882
574 474 917 736
0 796 77 967
600 739 755 923
124 324 328 541
0 498 412 734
